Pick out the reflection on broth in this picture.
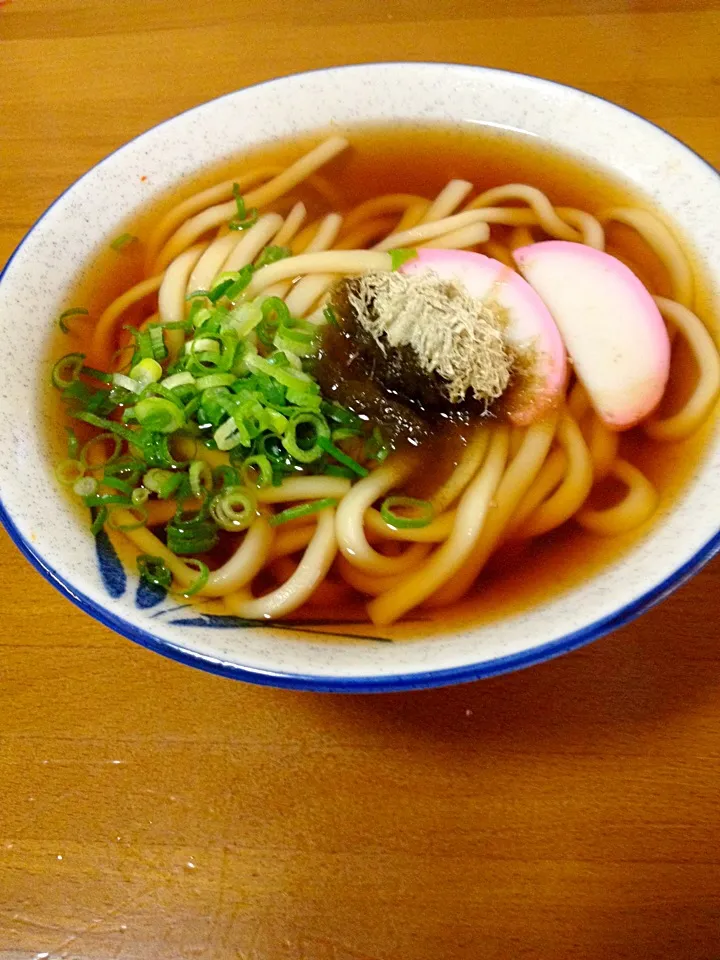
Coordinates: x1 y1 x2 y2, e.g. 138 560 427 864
45 124 720 640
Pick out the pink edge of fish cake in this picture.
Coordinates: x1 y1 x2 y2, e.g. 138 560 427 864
401 248 567 425
512 241 671 430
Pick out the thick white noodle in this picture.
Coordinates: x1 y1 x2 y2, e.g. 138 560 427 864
224 508 337 619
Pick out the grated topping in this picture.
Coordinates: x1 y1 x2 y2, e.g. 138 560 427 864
347 270 512 406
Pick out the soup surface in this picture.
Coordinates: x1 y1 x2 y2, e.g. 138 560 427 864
46 123 718 641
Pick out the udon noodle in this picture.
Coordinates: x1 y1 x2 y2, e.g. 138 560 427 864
51 131 720 628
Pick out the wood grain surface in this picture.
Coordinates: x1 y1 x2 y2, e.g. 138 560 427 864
1 2 719 958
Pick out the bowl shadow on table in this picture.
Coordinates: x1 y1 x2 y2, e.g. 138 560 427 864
309 559 720 753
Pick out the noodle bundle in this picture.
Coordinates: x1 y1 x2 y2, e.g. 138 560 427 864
52 133 720 630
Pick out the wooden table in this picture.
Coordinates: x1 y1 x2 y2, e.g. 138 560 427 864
2 2 719 957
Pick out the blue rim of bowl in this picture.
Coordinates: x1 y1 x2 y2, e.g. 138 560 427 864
1 62 719 693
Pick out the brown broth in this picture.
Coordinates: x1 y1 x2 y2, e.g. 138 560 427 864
45 123 719 641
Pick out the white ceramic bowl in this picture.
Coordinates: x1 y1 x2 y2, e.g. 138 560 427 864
1 63 719 692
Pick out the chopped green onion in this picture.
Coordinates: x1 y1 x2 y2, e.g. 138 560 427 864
185 337 220 355
268 497 338 527
316 436 368 477
136 431 184 469
108 505 148 530
110 233 138 252
131 486 150 506
255 245 291 268
282 412 330 464
82 492 133 507
112 372 143 394
226 265 255 300
127 327 156 361
261 296 290 325
79 365 113 384
240 454 273 489
195 373 236 391
167 511 218 555
102 475 134 496
210 485 257 531
206 276 236 303
209 266 254 303
130 357 163 387
103 456 146 485
246 354 313 393
228 301 263 338
162 372 196 391
323 304 339 327
90 506 108 536
228 185 259 231
143 468 183 499
135 397 185 433
148 326 168 360
380 496 434 529
331 426 363 443
389 247 418 270
65 427 80 459
137 554 172 590
214 417 248 451
274 324 317 358
365 425 390 464
210 465 237 490
52 353 85 389
324 464 357 479
176 558 210 598
189 460 212 496
79 432 123 470
321 401 364 430
232 183 245 217
55 458 85 485
58 307 89 334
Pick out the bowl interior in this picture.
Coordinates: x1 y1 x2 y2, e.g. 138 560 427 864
1 63 719 691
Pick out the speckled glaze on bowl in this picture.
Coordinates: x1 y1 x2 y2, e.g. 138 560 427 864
1 63 719 692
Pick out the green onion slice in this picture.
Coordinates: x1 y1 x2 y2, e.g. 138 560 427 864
102 475 134 495
195 373 236 391
55 459 85 486
380 495 434 529
65 427 80 459
83 492 133 507
112 372 143 395
58 307 89 334
229 209 259 231
52 353 85 389
166 511 218 555
137 554 172 590
110 233 138 252
131 486 150 506
175 558 209 598
79 432 122 470
189 459 212 496
130 358 163 386
143 468 183 499
108 505 148 531
389 247 418 270
322 304 339 327
255 245 291 268
282 412 330 464
268 497 338 527
135 397 185 433
240 454 273 489
316 436 368 477
162 372 196 391
90 506 108 536
210 485 257 531
212 465 240 490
